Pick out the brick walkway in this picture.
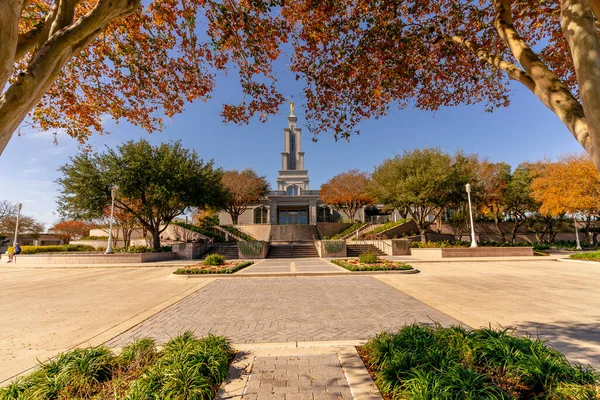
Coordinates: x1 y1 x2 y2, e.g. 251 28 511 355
240 259 341 274
108 276 459 347
242 355 352 400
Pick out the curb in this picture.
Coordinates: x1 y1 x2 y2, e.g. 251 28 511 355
556 258 600 265
172 269 420 278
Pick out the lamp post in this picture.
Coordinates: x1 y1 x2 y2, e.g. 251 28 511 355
465 184 478 248
574 216 582 250
13 203 22 246
105 185 119 254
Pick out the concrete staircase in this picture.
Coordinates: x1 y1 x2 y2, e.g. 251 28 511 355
270 225 320 241
346 244 386 257
203 243 239 260
267 243 319 258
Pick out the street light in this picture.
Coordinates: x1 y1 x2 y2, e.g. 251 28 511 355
574 216 582 250
13 203 22 246
105 185 119 254
465 184 478 248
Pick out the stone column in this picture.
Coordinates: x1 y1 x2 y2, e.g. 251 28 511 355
269 199 278 225
309 199 317 225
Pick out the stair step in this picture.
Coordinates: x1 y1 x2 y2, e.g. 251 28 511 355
267 244 319 258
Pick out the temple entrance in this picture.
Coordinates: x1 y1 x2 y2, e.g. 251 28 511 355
278 207 309 225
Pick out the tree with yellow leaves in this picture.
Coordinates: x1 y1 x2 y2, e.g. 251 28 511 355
531 154 600 245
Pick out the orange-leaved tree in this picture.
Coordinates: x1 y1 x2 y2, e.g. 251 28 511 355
531 154 600 217
0 0 287 155
221 169 269 225
49 220 91 243
320 170 372 222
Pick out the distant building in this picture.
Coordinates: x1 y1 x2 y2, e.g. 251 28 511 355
218 110 343 226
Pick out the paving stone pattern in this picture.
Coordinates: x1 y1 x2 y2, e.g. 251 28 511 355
242 355 353 400
240 259 340 274
108 276 459 346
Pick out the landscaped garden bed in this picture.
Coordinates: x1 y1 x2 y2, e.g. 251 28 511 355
569 251 600 261
174 254 253 274
0 332 234 400
359 325 599 399
332 252 413 272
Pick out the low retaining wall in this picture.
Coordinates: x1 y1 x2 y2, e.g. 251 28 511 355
316 240 346 258
410 247 534 259
172 243 209 260
441 247 534 258
9 252 179 264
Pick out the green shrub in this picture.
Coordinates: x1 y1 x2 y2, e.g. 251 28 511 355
8 244 97 254
331 222 365 240
203 254 226 266
79 236 109 240
361 325 599 399
359 251 379 264
0 333 233 400
361 219 410 238
114 245 172 253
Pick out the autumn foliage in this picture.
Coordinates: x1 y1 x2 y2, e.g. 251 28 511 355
221 169 269 224
49 220 92 242
531 154 600 217
320 170 372 222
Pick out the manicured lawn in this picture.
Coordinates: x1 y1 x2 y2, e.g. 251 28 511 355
570 251 600 261
0 333 233 400
359 325 599 399
174 260 253 274
331 259 413 271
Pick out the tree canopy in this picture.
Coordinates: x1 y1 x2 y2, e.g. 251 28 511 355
531 154 600 217
49 220 92 243
3 1 600 172
320 170 373 222
221 169 269 224
370 148 479 243
57 139 226 249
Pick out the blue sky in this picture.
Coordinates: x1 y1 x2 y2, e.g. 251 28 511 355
0 64 583 227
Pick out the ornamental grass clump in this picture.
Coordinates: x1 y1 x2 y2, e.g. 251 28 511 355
0 333 233 400
360 325 599 399
203 254 226 266
359 251 379 264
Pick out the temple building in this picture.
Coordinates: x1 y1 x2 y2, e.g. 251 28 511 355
218 106 342 227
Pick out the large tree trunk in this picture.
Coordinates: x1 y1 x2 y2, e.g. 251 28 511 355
487 0 594 164
231 213 239 225
561 0 600 171
0 0 140 156
419 227 427 244
151 230 161 251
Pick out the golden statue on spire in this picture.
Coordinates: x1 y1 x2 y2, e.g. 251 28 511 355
290 99 295 116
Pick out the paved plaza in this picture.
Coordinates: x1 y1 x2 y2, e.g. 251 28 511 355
2 257 600 388
107 276 459 347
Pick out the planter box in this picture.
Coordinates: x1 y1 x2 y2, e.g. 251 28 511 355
8 252 179 264
409 248 443 259
441 247 534 258
316 240 346 258
390 239 411 255
238 241 269 259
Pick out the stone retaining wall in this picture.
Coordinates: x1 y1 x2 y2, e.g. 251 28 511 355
9 252 179 264
441 247 534 258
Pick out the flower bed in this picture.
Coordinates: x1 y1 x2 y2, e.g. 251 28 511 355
0 333 233 400
359 325 599 399
174 260 253 274
332 258 413 271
